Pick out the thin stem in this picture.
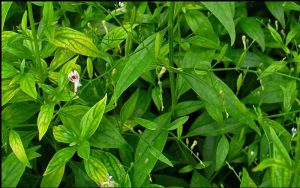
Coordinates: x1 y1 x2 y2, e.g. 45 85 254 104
168 2 176 116
27 2 41 71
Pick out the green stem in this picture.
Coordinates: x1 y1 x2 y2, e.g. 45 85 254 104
27 2 41 71
168 2 176 115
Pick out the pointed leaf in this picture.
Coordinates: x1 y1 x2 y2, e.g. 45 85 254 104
43 147 76 176
84 156 110 185
78 140 90 160
41 165 65 188
215 135 229 171
20 73 37 99
37 103 55 140
240 168 257 187
202 2 236 46
80 95 107 139
9 130 31 168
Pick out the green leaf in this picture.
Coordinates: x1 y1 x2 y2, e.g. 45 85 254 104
239 17 265 51
2 102 40 124
134 117 158 130
202 2 236 46
204 101 223 124
78 140 90 160
2 153 26 187
100 24 138 51
133 113 171 187
187 114 244 137
186 36 220 49
1 2 12 31
43 147 76 176
69 161 97 187
2 146 41 187
190 170 210 187
252 158 288 172
80 95 107 139
149 146 173 167
53 125 77 144
86 57 93 79
240 168 257 187
267 24 283 44
247 143 258 166
168 116 189 130
58 105 90 137
178 165 194 173
48 27 107 58
9 130 31 168
38 2 55 37
49 48 75 70
174 101 204 117
37 103 55 140
215 135 229 171
89 117 128 149
109 34 155 106
258 60 287 80
182 71 260 135
281 81 297 113
91 150 132 187
185 10 219 46
2 62 19 78
20 73 37 99
265 2 285 28
120 88 140 123
84 156 110 186
41 165 65 188
285 24 300 45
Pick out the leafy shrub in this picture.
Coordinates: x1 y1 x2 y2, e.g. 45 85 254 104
2 2 300 187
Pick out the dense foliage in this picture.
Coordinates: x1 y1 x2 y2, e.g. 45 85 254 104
2 2 300 187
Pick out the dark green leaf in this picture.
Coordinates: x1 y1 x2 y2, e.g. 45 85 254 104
202 2 236 45
239 17 265 51
215 135 229 171
89 117 128 149
109 34 155 106
265 2 285 28
133 113 171 187
120 88 140 123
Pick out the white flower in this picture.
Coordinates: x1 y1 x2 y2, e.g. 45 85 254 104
68 70 82 93
98 175 115 187
117 2 126 12
118 2 124 8
292 127 297 138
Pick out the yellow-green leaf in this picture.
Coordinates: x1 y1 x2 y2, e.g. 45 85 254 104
38 103 55 140
49 27 102 58
20 73 37 99
9 130 31 168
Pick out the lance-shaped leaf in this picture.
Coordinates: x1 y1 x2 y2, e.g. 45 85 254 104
80 95 107 139
37 103 55 140
9 130 31 168
43 147 76 176
84 156 110 185
20 73 37 99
